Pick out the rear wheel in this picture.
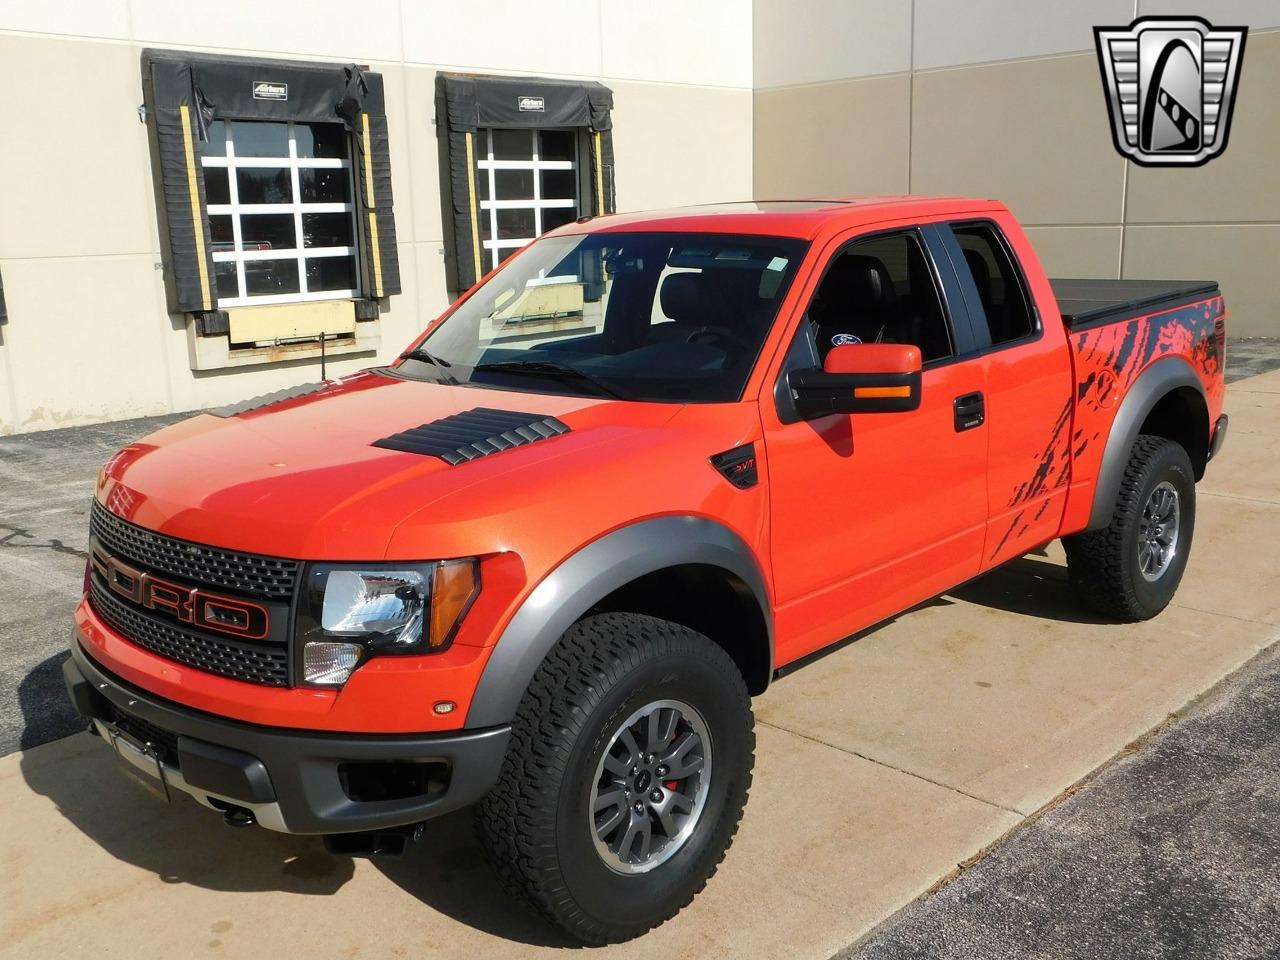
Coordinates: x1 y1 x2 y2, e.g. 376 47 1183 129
1064 434 1196 621
474 612 754 944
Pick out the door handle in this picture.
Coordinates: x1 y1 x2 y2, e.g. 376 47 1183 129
953 391 985 432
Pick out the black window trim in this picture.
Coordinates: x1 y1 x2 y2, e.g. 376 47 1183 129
943 217 1043 358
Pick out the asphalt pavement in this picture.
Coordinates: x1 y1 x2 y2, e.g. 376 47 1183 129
845 642 1280 960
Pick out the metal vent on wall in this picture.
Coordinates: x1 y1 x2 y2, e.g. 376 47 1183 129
372 407 571 464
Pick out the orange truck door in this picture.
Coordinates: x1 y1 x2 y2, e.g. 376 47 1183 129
762 224 990 666
938 217 1075 570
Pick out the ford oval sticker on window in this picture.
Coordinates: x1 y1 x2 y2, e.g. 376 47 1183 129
518 96 545 112
253 80 288 101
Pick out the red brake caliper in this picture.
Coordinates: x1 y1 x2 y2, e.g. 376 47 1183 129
664 780 679 791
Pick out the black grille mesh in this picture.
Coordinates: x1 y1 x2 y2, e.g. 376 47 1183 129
90 501 298 601
90 578 290 686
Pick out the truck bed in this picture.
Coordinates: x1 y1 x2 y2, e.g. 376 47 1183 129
1051 278 1220 330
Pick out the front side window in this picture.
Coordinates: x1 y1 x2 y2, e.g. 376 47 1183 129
398 232 807 403
201 119 361 307
476 128 581 272
809 230 953 363
951 222 1035 346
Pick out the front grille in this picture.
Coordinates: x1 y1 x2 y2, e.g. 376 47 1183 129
90 501 298 601
90 577 290 686
103 702 180 767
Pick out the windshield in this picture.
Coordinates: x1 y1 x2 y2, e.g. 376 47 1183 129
396 231 808 402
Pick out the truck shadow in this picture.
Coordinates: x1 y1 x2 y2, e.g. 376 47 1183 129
15 652 573 945
948 554 1115 626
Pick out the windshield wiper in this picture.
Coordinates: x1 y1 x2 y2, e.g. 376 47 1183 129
399 346 458 384
472 359 629 400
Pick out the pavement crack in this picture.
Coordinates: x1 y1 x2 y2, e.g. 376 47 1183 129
0 522 89 560
758 719 1025 817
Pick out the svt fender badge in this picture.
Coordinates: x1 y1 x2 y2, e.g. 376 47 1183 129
1094 16 1247 167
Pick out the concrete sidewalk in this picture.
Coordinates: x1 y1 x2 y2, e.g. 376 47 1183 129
1 369 1278 959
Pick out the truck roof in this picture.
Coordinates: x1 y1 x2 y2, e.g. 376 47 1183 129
567 196 1007 240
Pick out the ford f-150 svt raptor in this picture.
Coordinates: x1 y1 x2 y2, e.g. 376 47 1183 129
63 196 1227 943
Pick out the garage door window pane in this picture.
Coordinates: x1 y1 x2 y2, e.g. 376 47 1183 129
542 207 577 232
497 208 536 241
232 121 289 158
306 257 357 292
495 169 535 200
237 168 293 204
214 261 238 299
295 123 347 159
241 214 296 252
303 212 354 248
245 259 300 295
204 167 230 205
299 168 350 203
538 129 575 161
540 169 576 201
209 214 234 246
202 120 228 158
492 128 530 161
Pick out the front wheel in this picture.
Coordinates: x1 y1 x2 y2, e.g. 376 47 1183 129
1064 434 1196 621
475 613 754 944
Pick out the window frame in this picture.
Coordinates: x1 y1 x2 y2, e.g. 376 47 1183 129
476 127 582 273
944 218 1042 356
201 119 364 309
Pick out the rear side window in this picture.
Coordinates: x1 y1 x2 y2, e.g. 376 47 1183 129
951 222 1035 346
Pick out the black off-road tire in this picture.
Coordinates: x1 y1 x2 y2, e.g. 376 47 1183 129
1063 434 1196 621
474 612 754 944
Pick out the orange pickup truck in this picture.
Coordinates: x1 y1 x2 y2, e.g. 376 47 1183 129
63 197 1226 942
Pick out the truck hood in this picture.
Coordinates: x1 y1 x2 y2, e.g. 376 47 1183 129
98 370 684 559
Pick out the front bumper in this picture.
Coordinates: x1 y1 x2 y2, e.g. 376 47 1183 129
63 640 510 835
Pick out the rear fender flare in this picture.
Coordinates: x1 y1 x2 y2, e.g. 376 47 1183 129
464 516 773 729
1086 356 1205 530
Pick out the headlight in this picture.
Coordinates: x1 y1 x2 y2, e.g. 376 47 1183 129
297 560 480 687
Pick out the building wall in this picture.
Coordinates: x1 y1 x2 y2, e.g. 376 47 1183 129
753 0 1280 339
0 1 754 434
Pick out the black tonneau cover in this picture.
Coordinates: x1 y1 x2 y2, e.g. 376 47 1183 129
1051 279 1219 329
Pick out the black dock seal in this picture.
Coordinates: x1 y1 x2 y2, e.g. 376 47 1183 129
373 407 571 465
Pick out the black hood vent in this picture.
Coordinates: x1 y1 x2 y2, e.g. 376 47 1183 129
373 407 571 465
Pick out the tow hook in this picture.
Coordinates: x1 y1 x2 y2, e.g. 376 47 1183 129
323 823 425 858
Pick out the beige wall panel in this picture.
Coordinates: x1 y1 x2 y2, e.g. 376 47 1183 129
752 0 911 88
1125 30 1280 224
1022 226 1122 279
0 2 130 39
2 256 172 432
1123 225 1280 337
912 0 1131 70
130 0 403 62
1138 3 1280 28
911 55 1126 224
610 82 753 212
412 241 454 338
603 0 752 88
0 35 156 260
401 0 601 77
753 76 910 199
404 65 445 246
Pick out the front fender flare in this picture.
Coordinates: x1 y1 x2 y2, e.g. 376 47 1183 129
1086 356 1205 530
464 516 773 729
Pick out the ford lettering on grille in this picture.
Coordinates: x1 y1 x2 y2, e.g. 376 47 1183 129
89 542 269 640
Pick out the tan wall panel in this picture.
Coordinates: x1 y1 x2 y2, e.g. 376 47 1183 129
753 75 910 198
752 0 911 88
1022 226 1122 279
404 65 444 245
1 256 172 432
0 35 157 260
610 82 753 211
911 54 1126 225
1137 1 1280 28
1122 225 1280 338
912 0 1131 70
1125 30 1280 224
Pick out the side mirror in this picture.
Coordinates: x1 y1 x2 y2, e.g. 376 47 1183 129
788 343 922 419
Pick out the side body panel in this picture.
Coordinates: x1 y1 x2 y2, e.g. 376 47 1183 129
1060 295 1226 534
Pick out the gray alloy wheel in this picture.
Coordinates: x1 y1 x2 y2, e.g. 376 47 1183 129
1137 480 1181 581
590 698 712 874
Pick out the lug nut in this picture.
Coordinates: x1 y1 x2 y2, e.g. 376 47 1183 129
650 789 663 803
633 801 644 813
656 765 668 777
